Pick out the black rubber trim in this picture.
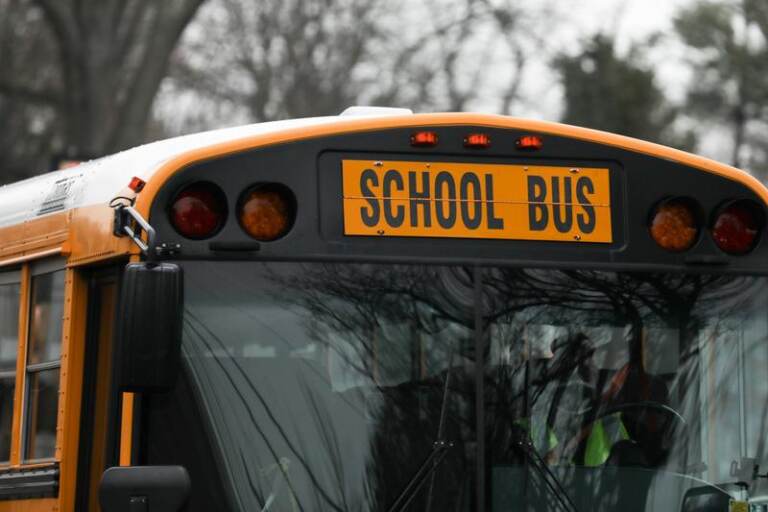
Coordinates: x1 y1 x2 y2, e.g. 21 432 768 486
209 241 261 252
0 465 59 500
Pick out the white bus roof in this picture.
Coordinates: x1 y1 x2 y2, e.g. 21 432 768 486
0 116 343 229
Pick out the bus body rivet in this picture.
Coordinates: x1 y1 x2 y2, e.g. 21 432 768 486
374 161 383 167
574 234 582 240
570 168 579 173
377 229 385 235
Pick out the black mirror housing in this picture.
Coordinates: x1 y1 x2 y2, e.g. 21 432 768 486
100 466 190 512
116 262 183 392
681 484 732 512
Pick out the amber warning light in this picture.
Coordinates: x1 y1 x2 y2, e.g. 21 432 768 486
238 184 296 241
649 198 699 252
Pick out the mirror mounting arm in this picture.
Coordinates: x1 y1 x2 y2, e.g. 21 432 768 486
112 202 157 262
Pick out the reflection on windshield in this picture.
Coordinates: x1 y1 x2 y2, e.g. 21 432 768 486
156 263 768 512
182 264 477 512
482 269 768 510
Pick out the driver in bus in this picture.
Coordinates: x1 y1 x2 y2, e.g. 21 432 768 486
600 328 673 468
545 332 629 467
554 329 672 468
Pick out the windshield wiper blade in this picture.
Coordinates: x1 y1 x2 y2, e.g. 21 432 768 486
387 439 453 512
388 351 456 512
513 426 579 512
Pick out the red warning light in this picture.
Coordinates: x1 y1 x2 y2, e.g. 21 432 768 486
711 200 763 255
410 131 438 147
464 133 491 148
169 182 227 239
516 135 543 151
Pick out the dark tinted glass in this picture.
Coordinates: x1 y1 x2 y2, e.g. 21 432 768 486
0 282 19 371
24 369 59 460
0 377 14 462
482 270 768 511
27 271 64 365
159 263 768 512
176 262 477 512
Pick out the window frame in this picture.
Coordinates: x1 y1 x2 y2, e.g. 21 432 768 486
20 260 66 464
0 269 21 467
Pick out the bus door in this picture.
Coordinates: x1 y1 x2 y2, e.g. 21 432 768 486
75 268 122 511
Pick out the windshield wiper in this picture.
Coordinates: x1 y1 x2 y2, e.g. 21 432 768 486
386 438 453 512
512 425 579 512
388 352 455 512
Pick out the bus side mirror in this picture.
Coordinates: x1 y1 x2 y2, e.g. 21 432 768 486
116 263 184 392
680 484 731 512
100 466 190 512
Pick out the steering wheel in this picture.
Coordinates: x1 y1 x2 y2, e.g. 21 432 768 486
558 401 688 467
601 401 686 428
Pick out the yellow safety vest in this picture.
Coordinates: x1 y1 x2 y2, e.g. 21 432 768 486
516 413 629 466
583 412 630 467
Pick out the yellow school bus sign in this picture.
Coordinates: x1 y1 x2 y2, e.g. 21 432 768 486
342 159 612 243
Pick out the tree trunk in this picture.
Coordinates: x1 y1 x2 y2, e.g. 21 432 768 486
33 0 205 157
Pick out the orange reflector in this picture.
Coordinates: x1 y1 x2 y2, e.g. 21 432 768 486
649 198 699 252
238 184 296 241
516 135 543 150
128 176 146 193
410 131 438 147
464 133 491 148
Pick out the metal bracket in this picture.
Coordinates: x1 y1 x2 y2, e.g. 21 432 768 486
156 242 182 258
113 205 157 260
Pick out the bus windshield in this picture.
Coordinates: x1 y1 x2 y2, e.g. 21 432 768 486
152 261 768 512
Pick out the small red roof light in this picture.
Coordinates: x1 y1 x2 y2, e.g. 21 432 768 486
128 176 146 193
711 200 764 255
516 135 543 151
464 133 491 148
410 131 438 147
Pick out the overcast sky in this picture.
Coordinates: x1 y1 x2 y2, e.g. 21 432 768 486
162 0 712 155
571 0 691 44
499 0 696 121
572 0 695 98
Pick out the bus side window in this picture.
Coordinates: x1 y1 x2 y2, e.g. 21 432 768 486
23 269 64 461
0 272 20 464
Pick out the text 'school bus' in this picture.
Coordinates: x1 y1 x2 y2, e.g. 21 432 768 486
0 107 766 512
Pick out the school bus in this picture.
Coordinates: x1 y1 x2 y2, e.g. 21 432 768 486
0 107 767 512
